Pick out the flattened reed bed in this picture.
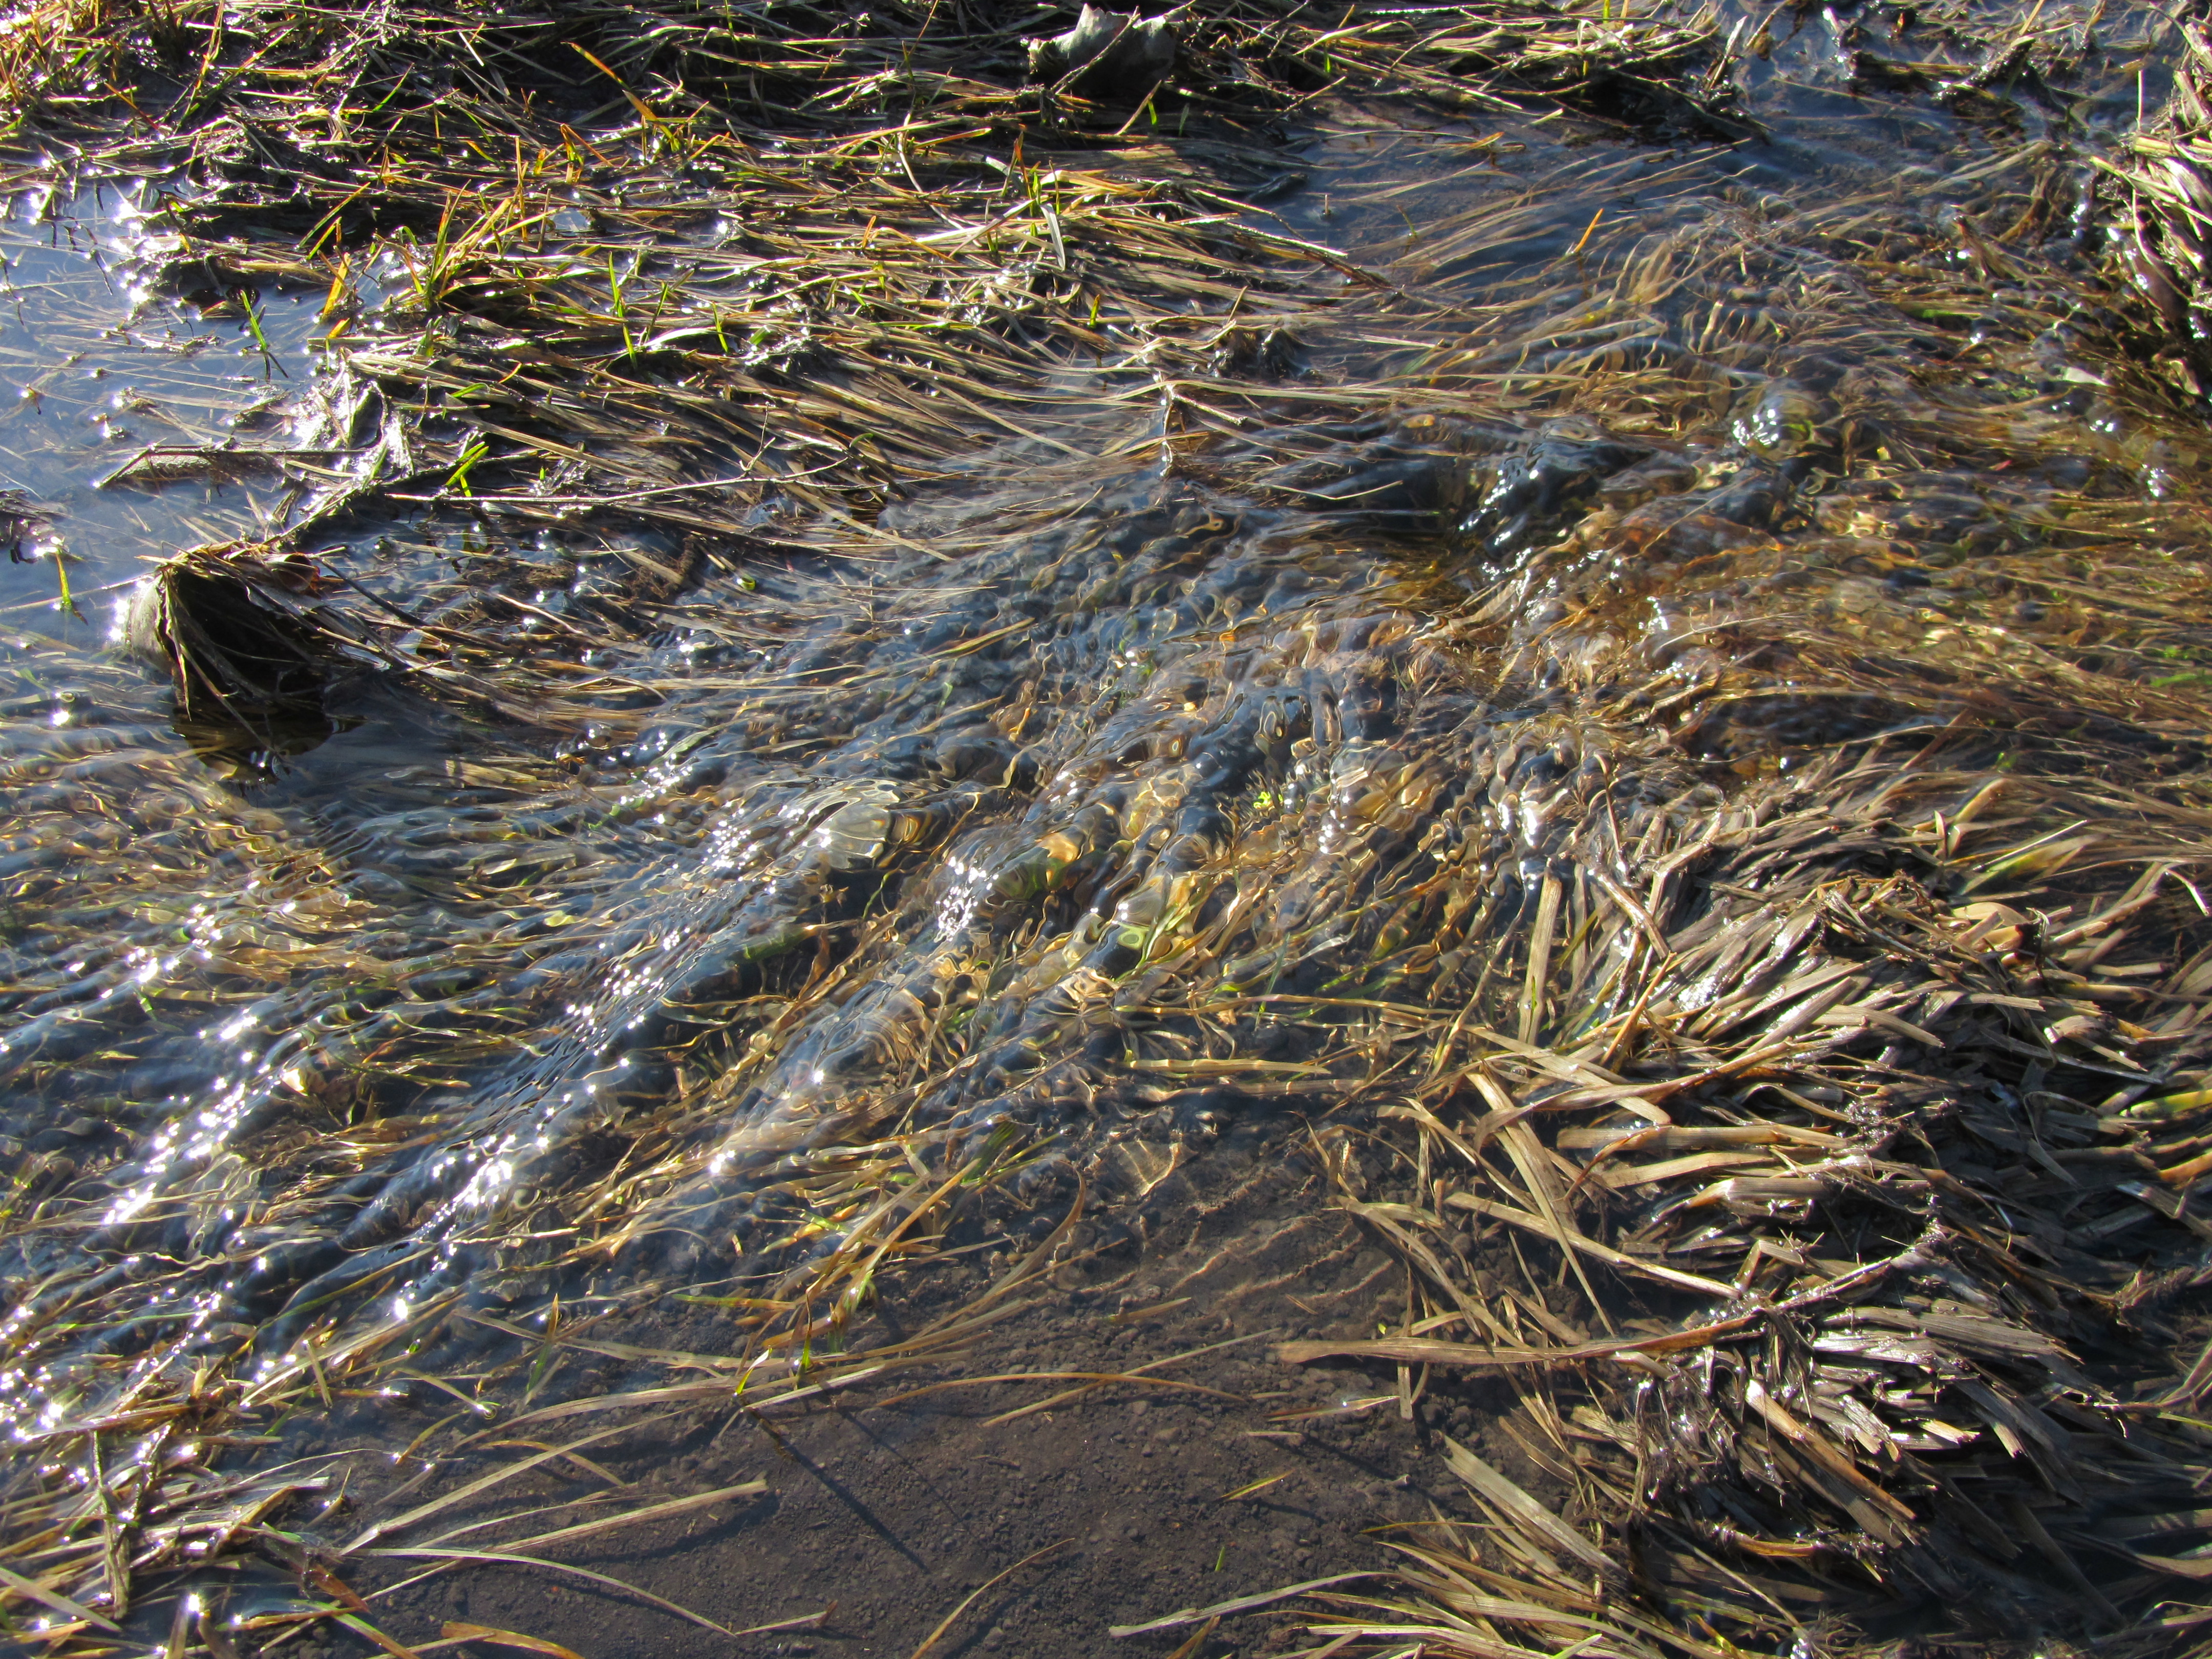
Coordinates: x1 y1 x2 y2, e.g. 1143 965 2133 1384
1266 749 2212 1658
7 1 2212 1655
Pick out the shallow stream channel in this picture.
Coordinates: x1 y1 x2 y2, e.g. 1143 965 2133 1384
9 2 2212 1655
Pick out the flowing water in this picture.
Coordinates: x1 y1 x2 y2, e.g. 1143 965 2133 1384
6 0 2212 1648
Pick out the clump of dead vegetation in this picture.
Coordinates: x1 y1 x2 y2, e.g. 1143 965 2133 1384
2112 17 2212 398
1267 749 2212 1658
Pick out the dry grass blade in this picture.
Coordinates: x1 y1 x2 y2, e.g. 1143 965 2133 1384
336 1612 435 1659
362 1548 734 1634
1439 1439 1617 1585
907 1537 1075 1659
1108 1572 1386 1638
980 1331 1271 1424
438 1625 586 1659
469 1480 767 1555
345 1418 669 1552
0 1560 121 1632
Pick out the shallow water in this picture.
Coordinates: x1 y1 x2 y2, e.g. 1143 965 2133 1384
5 0 2212 1639
0 175 336 617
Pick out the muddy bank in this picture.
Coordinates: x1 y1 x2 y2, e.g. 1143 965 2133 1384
312 1151 1462 1659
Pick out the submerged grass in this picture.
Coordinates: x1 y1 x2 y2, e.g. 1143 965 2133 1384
7 0 2212 1655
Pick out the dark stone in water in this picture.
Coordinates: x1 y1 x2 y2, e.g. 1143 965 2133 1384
1461 423 1649 552
1211 325 1308 380
1733 380 1839 462
1308 455 1469 530
935 731 1018 783
125 554 341 743
1700 465 1792 529
1026 4 1178 99
238 1238 348 1311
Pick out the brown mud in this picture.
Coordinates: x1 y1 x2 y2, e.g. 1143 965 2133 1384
322 1152 1465 1659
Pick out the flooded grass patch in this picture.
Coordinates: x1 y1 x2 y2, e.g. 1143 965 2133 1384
5 2 2212 1656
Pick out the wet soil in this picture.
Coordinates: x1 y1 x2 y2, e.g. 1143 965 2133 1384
286 1142 1498 1658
